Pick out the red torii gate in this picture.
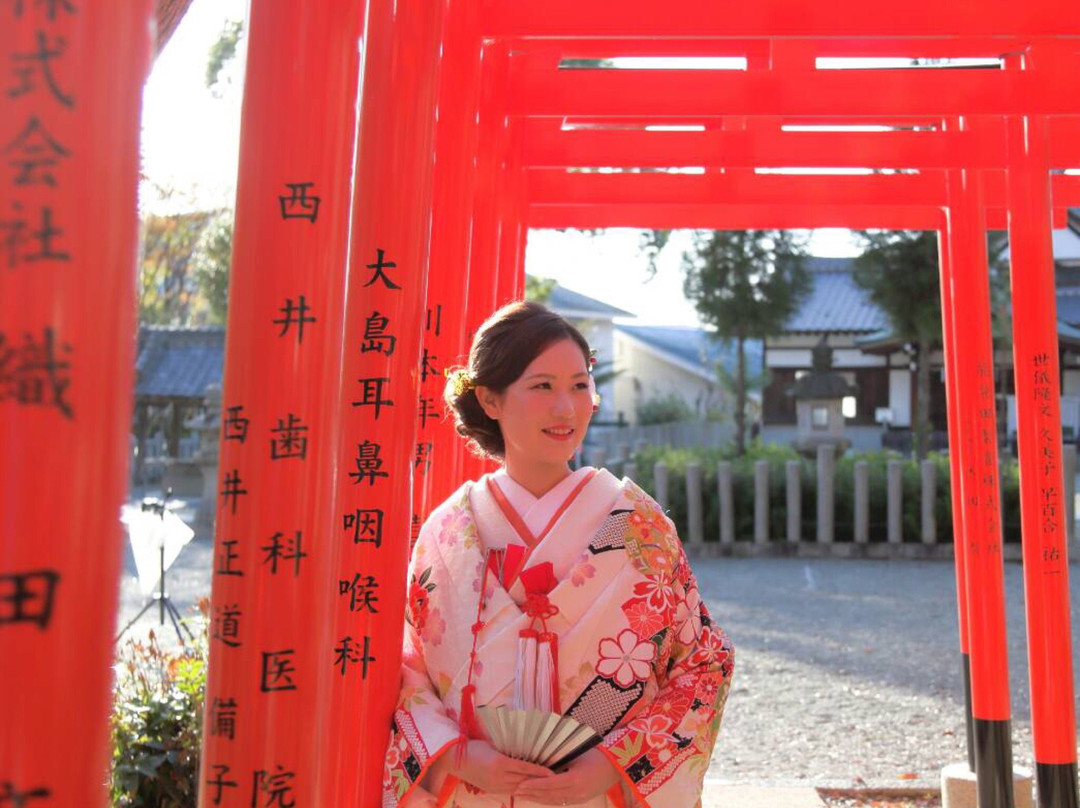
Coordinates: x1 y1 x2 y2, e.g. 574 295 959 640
3 4 1079 808
503 35 1080 808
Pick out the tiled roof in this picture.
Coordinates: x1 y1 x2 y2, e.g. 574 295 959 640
783 257 890 334
546 283 635 318
1001 228 1080 263
136 325 225 400
616 323 763 377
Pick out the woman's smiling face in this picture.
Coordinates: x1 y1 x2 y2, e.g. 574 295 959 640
476 338 594 467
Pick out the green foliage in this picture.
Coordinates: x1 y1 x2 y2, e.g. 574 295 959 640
139 210 215 326
639 228 672 280
852 231 942 347
524 275 558 303
633 444 1021 545
206 20 243 95
191 214 233 325
111 610 208 808
680 229 811 454
635 393 693 426
681 230 811 341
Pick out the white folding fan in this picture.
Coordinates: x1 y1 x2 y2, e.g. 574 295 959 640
475 706 602 771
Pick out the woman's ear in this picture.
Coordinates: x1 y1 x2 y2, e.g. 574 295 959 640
474 385 502 420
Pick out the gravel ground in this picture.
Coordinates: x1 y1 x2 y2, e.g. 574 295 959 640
115 494 1080 792
699 556 1080 790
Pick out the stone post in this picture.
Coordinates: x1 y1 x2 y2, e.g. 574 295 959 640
718 461 734 544
888 459 903 544
922 459 937 544
854 460 869 544
686 462 704 544
786 460 801 543
817 444 835 544
754 459 769 543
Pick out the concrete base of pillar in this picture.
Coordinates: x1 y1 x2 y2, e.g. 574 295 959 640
941 762 1033 808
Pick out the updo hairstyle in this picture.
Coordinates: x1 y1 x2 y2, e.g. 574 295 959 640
444 300 591 459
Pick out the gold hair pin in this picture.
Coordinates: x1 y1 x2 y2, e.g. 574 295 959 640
444 367 476 397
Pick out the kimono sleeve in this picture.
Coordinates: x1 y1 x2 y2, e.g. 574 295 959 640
599 512 734 808
382 524 462 808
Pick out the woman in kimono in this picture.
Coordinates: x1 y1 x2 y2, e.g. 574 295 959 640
383 301 734 808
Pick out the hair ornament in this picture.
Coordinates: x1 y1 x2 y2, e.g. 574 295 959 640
588 348 598 369
444 367 476 397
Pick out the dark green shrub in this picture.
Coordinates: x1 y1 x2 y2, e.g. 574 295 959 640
111 603 207 808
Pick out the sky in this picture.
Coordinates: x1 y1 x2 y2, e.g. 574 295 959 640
140 0 862 327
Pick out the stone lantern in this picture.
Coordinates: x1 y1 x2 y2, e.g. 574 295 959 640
186 382 222 532
787 335 857 456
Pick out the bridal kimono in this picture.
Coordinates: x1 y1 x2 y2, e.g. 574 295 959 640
382 467 734 808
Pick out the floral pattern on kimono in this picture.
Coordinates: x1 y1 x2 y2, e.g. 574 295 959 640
382 472 734 808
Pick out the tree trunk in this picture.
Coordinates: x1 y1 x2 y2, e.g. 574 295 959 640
915 339 932 460
736 333 747 456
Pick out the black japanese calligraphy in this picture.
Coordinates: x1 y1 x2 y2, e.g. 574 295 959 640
251 765 296 808
262 530 306 577
210 696 238 740
8 30 74 108
3 115 69 186
223 405 250 443
278 182 319 222
339 573 379 613
344 507 383 546
363 248 401 290
215 540 243 577
417 395 438 429
260 650 297 692
270 413 308 460
0 781 50 807
347 441 389 485
334 635 375 678
419 347 440 382
206 764 239 806
0 327 73 417
361 310 396 356
220 469 248 514
213 604 242 648
414 441 432 474
351 377 393 419
273 295 316 344
0 569 58 629
425 304 442 336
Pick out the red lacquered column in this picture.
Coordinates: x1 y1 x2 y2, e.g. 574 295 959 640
937 206 976 773
0 2 153 807
196 3 361 807
1006 104 1079 808
416 1 483 523
317 0 444 804
463 39 511 480
948 164 1016 808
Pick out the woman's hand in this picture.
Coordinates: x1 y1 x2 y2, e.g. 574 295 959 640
513 747 621 805
453 740 553 795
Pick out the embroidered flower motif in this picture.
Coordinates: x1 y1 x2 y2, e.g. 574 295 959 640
472 558 495 598
597 629 657 687
633 575 678 613
422 606 446 646
437 506 472 548
674 581 703 645
651 690 691 724
570 557 596 587
688 626 732 670
634 714 675 749
408 568 435 632
646 744 674 768
622 597 666 639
